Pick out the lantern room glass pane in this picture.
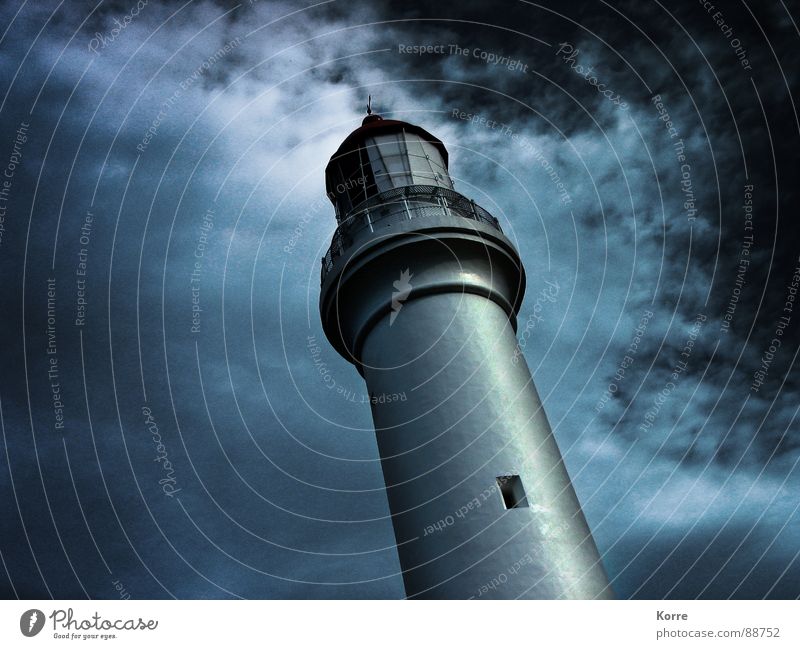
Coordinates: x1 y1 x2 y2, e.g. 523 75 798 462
366 134 413 191
364 132 453 192
406 135 430 178
329 128 455 220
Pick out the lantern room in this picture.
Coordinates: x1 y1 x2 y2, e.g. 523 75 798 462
325 113 454 222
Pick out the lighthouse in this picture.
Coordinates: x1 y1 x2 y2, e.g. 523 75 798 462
319 108 613 599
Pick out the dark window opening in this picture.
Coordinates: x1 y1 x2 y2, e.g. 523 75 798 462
496 475 529 509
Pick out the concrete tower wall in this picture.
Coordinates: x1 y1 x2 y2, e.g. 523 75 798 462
363 290 612 599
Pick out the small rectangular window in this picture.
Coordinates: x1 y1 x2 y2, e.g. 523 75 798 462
496 475 529 509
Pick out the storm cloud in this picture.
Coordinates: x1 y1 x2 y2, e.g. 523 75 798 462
0 0 798 598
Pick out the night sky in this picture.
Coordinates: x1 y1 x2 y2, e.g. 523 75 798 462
0 0 798 599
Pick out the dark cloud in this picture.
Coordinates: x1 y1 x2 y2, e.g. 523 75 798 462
0 0 797 599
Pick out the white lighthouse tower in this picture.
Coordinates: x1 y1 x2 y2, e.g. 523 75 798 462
319 108 613 599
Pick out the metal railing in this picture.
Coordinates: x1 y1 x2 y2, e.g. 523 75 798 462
321 185 502 281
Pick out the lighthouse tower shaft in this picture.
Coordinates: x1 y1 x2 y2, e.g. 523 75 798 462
320 113 612 599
